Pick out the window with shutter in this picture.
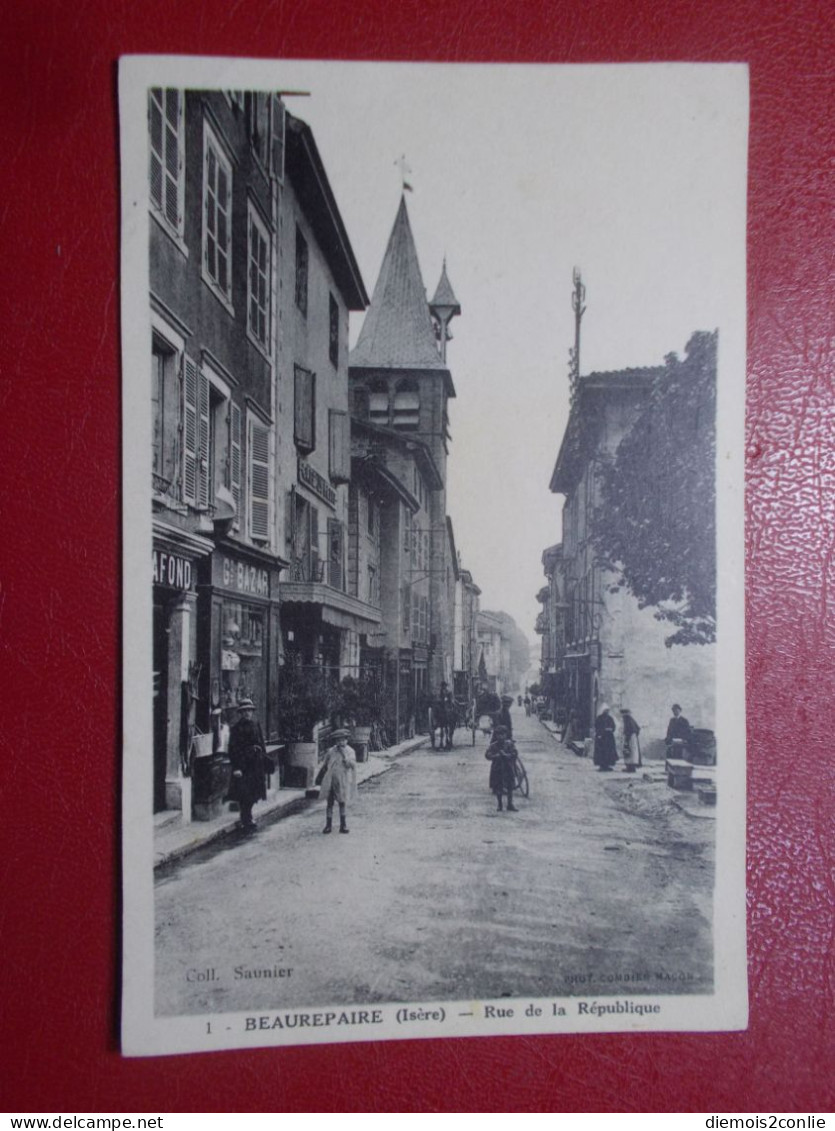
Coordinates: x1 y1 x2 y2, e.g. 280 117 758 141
197 367 210 508
329 293 339 367
228 402 242 527
295 226 308 315
404 506 412 553
203 121 233 304
247 204 271 351
328 410 349 483
328 518 344 591
294 366 315 452
271 94 285 183
309 506 320 581
149 89 184 238
248 420 271 543
182 354 199 504
402 588 411 634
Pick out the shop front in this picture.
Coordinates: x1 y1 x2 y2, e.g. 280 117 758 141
198 542 284 747
152 521 214 813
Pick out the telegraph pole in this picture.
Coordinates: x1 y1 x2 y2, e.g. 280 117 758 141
569 267 586 403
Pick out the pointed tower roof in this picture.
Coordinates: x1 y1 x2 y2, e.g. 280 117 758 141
351 196 448 372
430 258 461 316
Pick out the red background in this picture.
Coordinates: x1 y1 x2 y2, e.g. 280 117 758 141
2 0 834 1114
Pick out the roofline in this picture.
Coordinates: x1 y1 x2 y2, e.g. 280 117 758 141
285 114 369 311
350 454 420 512
549 366 661 494
350 417 444 491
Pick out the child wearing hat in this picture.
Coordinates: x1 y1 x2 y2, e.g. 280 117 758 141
316 728 357 834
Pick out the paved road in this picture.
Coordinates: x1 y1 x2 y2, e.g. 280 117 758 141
155 711 714 1015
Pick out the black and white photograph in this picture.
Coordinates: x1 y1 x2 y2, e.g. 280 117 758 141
120 55 748 1055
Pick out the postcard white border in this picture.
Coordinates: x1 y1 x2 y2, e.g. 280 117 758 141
120 54 749 1056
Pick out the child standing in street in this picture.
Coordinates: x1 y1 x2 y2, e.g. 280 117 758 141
485 725 517 812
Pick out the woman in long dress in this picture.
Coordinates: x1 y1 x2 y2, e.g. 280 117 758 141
593 704 618 772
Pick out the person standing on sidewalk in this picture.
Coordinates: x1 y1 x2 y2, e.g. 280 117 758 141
317 728 357 834
485 725 517 812
227 698 268 833
620 708 642 772
593 704 618 772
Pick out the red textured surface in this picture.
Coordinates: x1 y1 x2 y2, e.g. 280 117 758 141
2 0 834 1114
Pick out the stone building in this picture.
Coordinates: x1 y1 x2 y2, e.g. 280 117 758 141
349 195 460 693
548 364 716 754
149 89 290 813
275 112 370 685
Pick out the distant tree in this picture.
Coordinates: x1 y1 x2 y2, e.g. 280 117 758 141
592 330 717 647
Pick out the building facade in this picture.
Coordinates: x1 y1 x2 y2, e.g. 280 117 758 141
548 365 716 753
149 89 288 812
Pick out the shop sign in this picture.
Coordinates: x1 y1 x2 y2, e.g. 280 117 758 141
298 457 336 508
221 556 270 598
153 550 193 590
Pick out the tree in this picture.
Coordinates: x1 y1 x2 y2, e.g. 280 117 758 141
592 330 717 647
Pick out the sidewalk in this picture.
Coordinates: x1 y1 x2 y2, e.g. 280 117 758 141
536 716 717 820
153 733 428 872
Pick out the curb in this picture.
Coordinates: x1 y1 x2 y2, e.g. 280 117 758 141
153 735 430 874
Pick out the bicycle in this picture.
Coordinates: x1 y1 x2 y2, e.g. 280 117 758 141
511 750 530 798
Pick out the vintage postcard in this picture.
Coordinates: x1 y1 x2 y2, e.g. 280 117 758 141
120 56 749 1055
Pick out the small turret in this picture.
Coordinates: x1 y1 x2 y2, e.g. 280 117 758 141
429 259 461 364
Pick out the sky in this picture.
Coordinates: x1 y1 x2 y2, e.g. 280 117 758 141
201 58 748 641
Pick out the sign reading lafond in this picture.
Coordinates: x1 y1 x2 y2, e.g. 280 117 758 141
298 457 336 508
153 550 193 591
221 556 270 598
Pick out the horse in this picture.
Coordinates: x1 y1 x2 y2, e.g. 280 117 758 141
429 696 457 750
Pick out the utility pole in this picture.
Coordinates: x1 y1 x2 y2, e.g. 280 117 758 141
569 267 586 404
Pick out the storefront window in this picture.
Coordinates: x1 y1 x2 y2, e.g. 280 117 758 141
220 600 264 712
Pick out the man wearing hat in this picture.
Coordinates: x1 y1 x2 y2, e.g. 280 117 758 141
485 725 518 812
665 703 693 755
496 694 514 738
227 698 268 833
316 728 357 834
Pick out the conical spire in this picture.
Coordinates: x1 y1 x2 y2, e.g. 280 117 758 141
430 258 461 316
351 196 446 370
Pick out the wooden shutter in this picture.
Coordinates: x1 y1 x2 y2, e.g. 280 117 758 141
294 367 315 451
229 402 242 524
164 90 182 230
271 94 285 183
285 486 296 557
402 588 410 634
328 518 344 590
249 421 270 541
182 354 199 504
329 410 349 483
149 90 163 212
197 367 210 508
309 506 320 581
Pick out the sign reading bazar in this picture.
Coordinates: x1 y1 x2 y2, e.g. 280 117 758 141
298 457 336 508
219 556 270 598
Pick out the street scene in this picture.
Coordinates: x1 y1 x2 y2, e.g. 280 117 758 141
155 707 713 1015
122 58 747 1049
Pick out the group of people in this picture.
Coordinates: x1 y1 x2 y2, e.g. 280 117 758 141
223 698 357 837
589 702 693 773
